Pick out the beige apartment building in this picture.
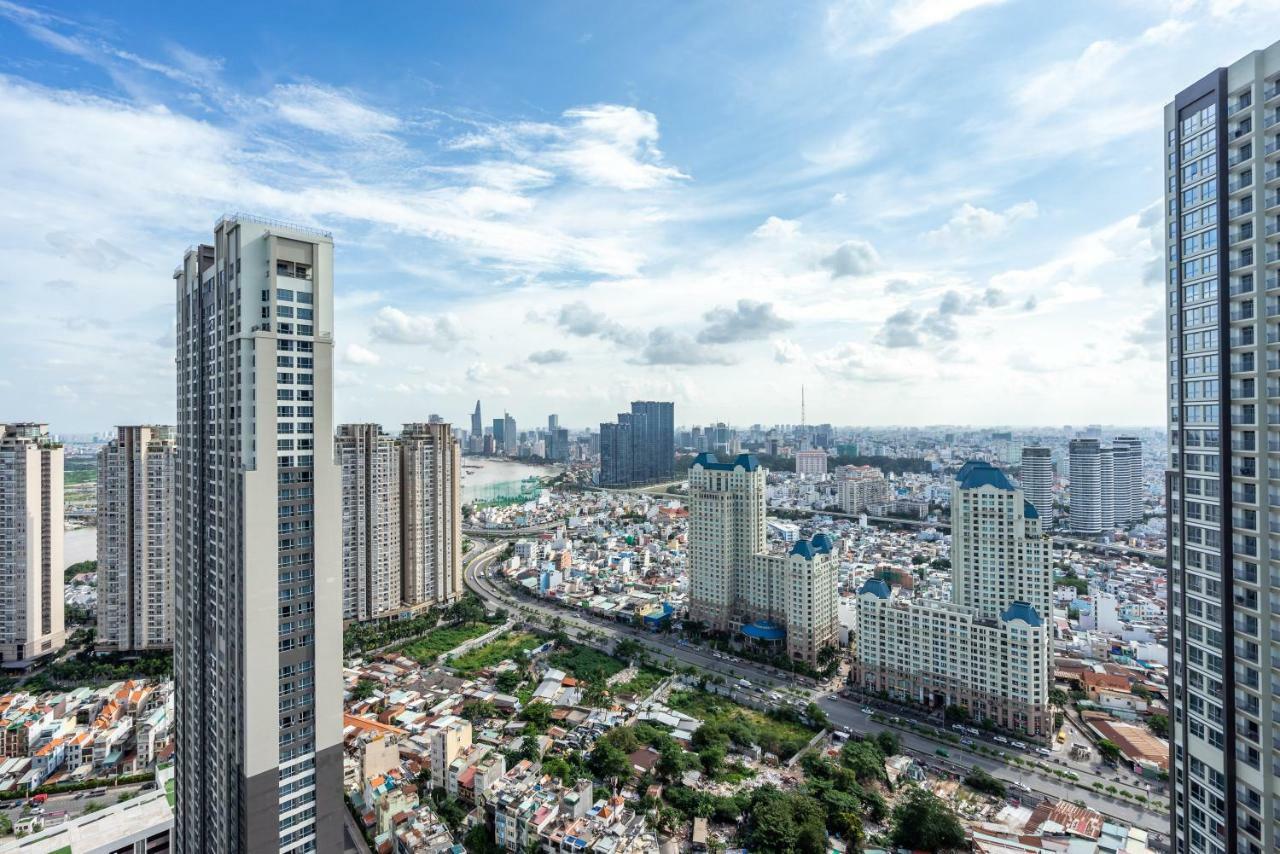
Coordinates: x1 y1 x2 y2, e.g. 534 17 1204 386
400 422 462 608
96 425 175 651
336 424 401 621
0 423 65 665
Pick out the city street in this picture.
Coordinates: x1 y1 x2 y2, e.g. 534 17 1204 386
463 540 1169 836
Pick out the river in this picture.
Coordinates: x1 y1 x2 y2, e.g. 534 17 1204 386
64 526 96 568
461 458 557 504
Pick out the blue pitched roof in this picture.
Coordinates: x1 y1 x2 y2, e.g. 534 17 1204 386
791 540 816 559
691 452 761 472
1023 499 1038 519
1000 601 1043 627
811 533 834 553
742 620 786 641
858 578 891 599
956 460 1014 491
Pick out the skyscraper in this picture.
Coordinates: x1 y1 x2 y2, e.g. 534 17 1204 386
1099 444 1115 532
598 402 674 487
0 423 65 664
1068 438 1102 534
686 453 838 666
855 461 1052 736
1018 446 1054 524
336 424 401 622
96 426 175 651
1112 436 1144 525
1164 43 1280 854
598 416 632 487
502 412 517 454
400 422 462 607
471 400 482 442
547 414 559 432
174 215 342 852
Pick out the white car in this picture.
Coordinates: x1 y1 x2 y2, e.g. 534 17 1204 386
1011 740 1028 750
951 724 965 732
993 735 1009 744
1036 747 1052 756
861 707 874 715
1014 782 1031 793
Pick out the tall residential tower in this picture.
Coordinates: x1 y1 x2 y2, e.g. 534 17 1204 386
0 423 65 665
1018 446 1054 524
400 422 462 607
174 215 342 852
336 424 401 622
96 426 175 651
1164 43 1280 854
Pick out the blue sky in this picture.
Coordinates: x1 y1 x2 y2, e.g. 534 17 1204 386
0 0 1270 433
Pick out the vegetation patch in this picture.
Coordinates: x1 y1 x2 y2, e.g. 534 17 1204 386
612 666 667 698
547 645 626 683
395 623 495 664
666 688 816 760
448 632 541 676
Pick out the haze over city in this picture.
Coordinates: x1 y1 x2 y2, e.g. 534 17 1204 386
3 0 1271 431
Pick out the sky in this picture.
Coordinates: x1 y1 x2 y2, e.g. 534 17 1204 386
0 0 1271 433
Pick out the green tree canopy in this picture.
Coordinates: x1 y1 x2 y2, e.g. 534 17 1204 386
889 786 967 852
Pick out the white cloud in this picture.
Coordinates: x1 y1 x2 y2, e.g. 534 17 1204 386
926 200 1038 243
825 0 1009 56
698 300 792 344
753 216 801 239
633 327 735 366
369 307 461 348
820 239 879 278
268 82 400 138
341 342 381 366
773 338 805 364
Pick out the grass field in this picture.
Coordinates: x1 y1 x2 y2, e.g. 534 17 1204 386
612 665 667 698
395 623 495 664
666 688 817 760
547 645 626 683
448 631 541 675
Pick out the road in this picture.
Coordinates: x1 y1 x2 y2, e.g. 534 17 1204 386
1 782 150 825
463 542 1169 835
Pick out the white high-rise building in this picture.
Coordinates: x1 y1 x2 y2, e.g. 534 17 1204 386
336 424 401 622
1164 42 1280 854
687 453 838 666
400 422 462 608
1068 438 1102 534
854 461 1052 736
1099 445 1115 532
173 215 343 852
0 423 65 665
1018 446 1054 523
838 467 891 514
1112 435 1144 525
794 449 828 478
96 426 175 651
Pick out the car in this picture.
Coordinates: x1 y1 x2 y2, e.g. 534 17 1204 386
966 727 981 736
1036 747 1052 756
861 707 874 715
993 735 1009 744
935 748 950 758
1010 741 1028 750
961 738 975 747
951 724 965 732
1014 782 1031 793
770 692 782 701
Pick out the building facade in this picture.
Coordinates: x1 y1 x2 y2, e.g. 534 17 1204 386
794 449 828 478
173 215 342 853
1164 42 1280 854
336 424 401 622
1019 446 1054 524
0 423 65 665
400 422 462 608
1069 438 1103 534
838 467 891 514
853 461 1052 737
686 453 838 666
599 402 674 487
96 426 175 652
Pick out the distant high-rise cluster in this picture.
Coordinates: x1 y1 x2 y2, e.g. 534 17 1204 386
0 423 66 665
96 425 175 651
598 401 674 487
1067 436 1143 535
686 453 838 666
1018 446 1054 523
854 462 1053 736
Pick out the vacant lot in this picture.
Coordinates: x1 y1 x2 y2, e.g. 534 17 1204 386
448 631 541 675
666 688 817 760
548 645 626 683
396 623 494 664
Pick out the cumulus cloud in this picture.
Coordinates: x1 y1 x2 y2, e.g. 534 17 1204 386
752 216 801 239
698 300 792 344
633 327 735 366
370 306 461 348
528 348 570 364
341 342 381 366
1023 295 1039 312
926 201 1038 243
876 309 923 348
773 338 804 364
556 301 632 345
820 239 879 278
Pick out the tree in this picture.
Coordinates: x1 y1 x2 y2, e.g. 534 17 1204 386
1048 688 1069 707
1146 713 1169 739
656 748 691 784
889 786 966 851
463 824 501 854
944 704 969 724
930 557 951 571
1097 738 1123 763
520 701 552 731
804 701 830 729
874 730 899 758
910 554 928 565
495 670 524 693
964 767 1006 798
588 742 631 789
350 679 378 701
839 739 886 784
698 744 726 777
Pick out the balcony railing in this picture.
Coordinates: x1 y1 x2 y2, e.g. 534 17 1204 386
1232 200 1255 217
1232 278 1257 295
1232 256 1256 271
1230 175 1255 192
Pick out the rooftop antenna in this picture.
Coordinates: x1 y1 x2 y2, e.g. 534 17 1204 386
801 384 806 429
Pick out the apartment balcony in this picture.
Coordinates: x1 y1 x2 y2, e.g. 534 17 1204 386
1268 165 1280 184
1232 226 1255 244
1268 274 1280 291
1232 255 1256 271
1230 174 1255 193
1267 113 1280 129
1234 435 1258 451
1233 353 1257 371
1267 82 1280 103
1231 98 1253 116
1232 277 1257 296
1231 199 1255 218
1267 138 1280 157
1267 222 1280 237
1268 193 1280 212
1232 120 1254 141
1229 149 1254 167
1232 305 1257 321
1269 249 1280 264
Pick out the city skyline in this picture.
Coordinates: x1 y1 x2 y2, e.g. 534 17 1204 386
3 2 1275 431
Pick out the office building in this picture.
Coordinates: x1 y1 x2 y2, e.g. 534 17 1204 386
1068 438 1103 534
470 401 482 443
1164 43 1280 854
547 414 558 432
686 453 838 666
1019 446 1054 524
546 427 569 464
0 423 65 665
173 215 342 852
598 401 674 487
400 422 462 608
854 462 1052 736
794 449 828 478
336 424 401 622
96 426 175 652
502 413 517 455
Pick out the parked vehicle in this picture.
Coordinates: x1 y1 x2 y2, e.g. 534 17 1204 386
993 735 1009 744
1011 740 1028 750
